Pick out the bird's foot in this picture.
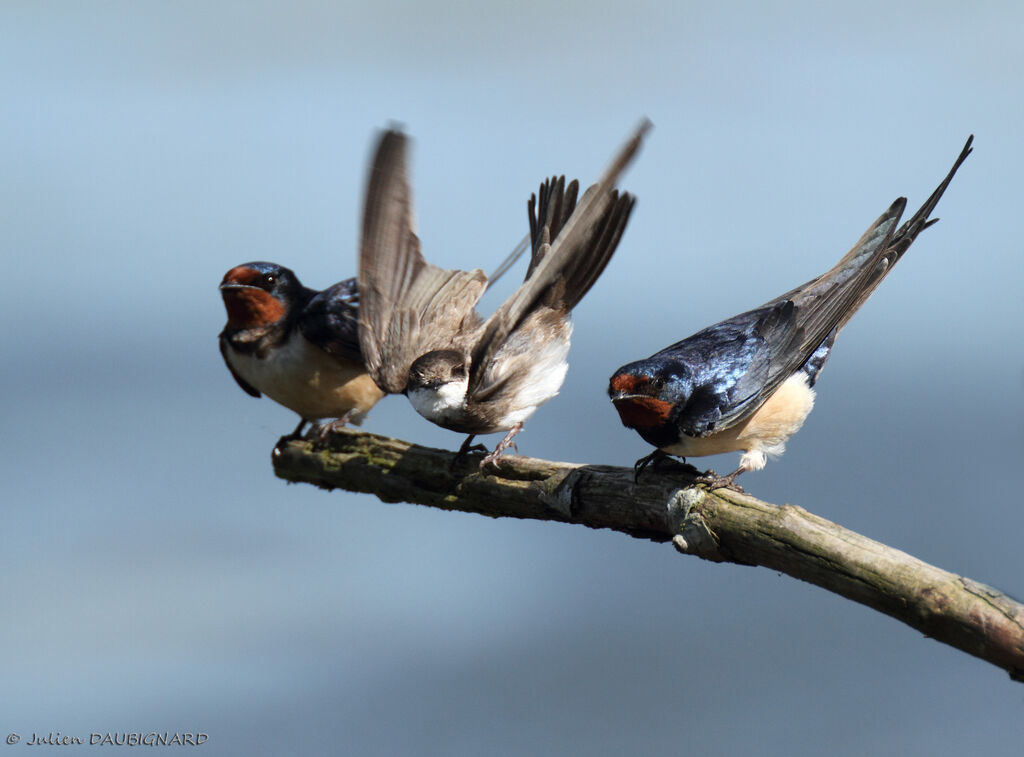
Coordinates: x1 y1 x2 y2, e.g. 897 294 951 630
695 467 745 492
633 449 679 482
479 424 523 473
315 410 355 440
449 435 489 471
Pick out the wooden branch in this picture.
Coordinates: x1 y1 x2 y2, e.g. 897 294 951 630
272 428 1024 681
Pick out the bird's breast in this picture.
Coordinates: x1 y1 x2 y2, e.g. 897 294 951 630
407 378 474 430
226 332 381 421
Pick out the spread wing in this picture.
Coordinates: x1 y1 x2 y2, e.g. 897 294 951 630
357 128 488 394
466 120 648 397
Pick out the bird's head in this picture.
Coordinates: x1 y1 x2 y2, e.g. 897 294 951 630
406 350 470 419
607 358 689 431
219 262 304 330
408 350 468 391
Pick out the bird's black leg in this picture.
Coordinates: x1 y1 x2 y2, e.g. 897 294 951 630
632 449 677 482
480 423 523 471
695 466 746 492
449 434 488 471
283 418 309 441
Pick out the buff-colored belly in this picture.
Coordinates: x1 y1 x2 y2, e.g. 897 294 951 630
228 335 385 423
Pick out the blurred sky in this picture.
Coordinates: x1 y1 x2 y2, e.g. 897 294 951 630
2 1 1023 754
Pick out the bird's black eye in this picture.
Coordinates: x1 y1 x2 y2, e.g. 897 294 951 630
451 363 466 379
262 273 277 287
649 376 665 391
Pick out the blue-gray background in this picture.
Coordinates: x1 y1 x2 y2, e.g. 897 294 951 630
3 2 1022 754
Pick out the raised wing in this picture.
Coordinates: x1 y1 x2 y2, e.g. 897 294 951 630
466 121 648 396
358 128 488 394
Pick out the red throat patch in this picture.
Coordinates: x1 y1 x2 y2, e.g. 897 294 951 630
611 396 673 429
222 287 286 329
222 266 264 287
609 373 643 394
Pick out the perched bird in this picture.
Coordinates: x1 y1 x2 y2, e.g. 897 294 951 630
609 136 973 488
358 123 649 466
219 263 384 438
218 237 529 438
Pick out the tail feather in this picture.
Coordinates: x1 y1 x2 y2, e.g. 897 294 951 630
834 134 973 330
889 135 973 259
554 187 636 312
716 136 973 430
467 120 650 395
526 176 579 280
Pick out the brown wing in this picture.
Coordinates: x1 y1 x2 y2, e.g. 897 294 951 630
467 120 649 396
357 128 488 394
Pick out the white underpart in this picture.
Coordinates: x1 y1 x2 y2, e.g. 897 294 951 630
738 449 770 472
662 371 816 472
484 322 572 428
407 322 572 432
408 376 471 425
225 331 378 423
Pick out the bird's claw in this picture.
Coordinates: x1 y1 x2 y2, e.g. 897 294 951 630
633 449 676 482
315 410 355 441
695 468 745 492
479 449 506 471
449 445 488 471
449 435 490 471
478 424 523 473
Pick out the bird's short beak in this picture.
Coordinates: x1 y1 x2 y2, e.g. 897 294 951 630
219 281 258 293
609 391 642 403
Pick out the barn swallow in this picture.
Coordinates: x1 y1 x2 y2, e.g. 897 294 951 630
218 237 529 438
609 135 973 488
219 263 384 438
358 122 649 466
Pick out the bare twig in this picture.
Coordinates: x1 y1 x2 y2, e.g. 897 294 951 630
272 428 1024 681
